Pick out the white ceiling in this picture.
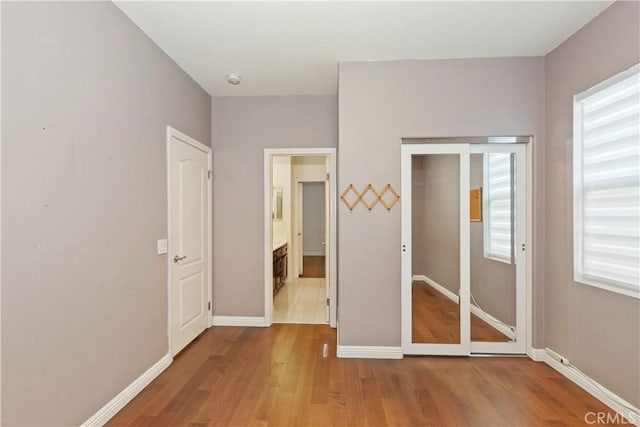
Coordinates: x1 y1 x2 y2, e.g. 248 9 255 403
115 1 613 97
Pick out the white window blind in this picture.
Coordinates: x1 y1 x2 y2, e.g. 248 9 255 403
574 64 640 298
483 153 513 264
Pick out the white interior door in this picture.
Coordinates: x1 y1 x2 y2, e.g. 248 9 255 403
169 129 211 356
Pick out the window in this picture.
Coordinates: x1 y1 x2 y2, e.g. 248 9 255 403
483 153 513 264
573 64 640 299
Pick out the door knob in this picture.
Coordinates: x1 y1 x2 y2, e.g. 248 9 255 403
173 255 187 263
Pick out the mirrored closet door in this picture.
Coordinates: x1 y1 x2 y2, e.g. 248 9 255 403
401 140 527 356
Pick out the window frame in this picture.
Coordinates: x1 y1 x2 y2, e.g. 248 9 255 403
573 63 640 299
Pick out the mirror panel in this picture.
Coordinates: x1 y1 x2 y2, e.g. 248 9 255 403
470 153 517 343
411 154 461 344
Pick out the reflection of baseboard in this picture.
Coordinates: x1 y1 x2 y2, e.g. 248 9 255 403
412 275 514 340
470 304 515 340
413 274 458 303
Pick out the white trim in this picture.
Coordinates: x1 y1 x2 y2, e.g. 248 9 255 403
0 2 3 420
303 251 326 257
82 354 172 426
264 152 272 325
527 347 546 362
414 275 515 341
539 348 640 426
212 316 269 327
264 148 338 328
526 141 534 357
166 126 213 355
336 346 403 359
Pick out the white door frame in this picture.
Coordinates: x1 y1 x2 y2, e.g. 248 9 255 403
166 126 213 355
401 143 471 356
264 148 337 328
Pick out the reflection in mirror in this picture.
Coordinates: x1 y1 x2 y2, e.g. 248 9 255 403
411 154 461 344
470 153 517 343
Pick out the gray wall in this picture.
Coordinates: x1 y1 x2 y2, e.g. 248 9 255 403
302 182 326 256
470 154 516 325
211 95 337 316
544 1 640 407
1 2 211 425
412 155 460 295
338 57 545 346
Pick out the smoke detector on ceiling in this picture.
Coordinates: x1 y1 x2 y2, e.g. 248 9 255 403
226 74 241 85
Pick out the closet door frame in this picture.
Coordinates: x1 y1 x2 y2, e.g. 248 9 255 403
401 139 532 357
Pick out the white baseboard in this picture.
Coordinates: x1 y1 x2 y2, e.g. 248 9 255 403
413 274 515 341
82 353 172 426
533 347 639 426
337 345 403 359
212 316 268 327
303 252 325 257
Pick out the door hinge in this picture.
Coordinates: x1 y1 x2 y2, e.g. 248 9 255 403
326 173 330 181
208 301 211 311
326 298 330 306
208 170 213 179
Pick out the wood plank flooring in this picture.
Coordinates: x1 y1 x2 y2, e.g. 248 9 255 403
412 281 510 343
108 324 626 426
301 256 325 278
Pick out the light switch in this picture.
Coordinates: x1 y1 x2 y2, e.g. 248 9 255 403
157 239 168 255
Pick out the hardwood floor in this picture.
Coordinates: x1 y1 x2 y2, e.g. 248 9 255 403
412 281 511 344
108 324 625 426
301 256 325 278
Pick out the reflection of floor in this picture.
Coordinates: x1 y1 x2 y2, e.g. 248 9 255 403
412 281 510 343
273 277 326 324
301 256 325 278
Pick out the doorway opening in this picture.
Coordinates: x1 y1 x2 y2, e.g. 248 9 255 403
300 181 326 279
264 148 337 327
